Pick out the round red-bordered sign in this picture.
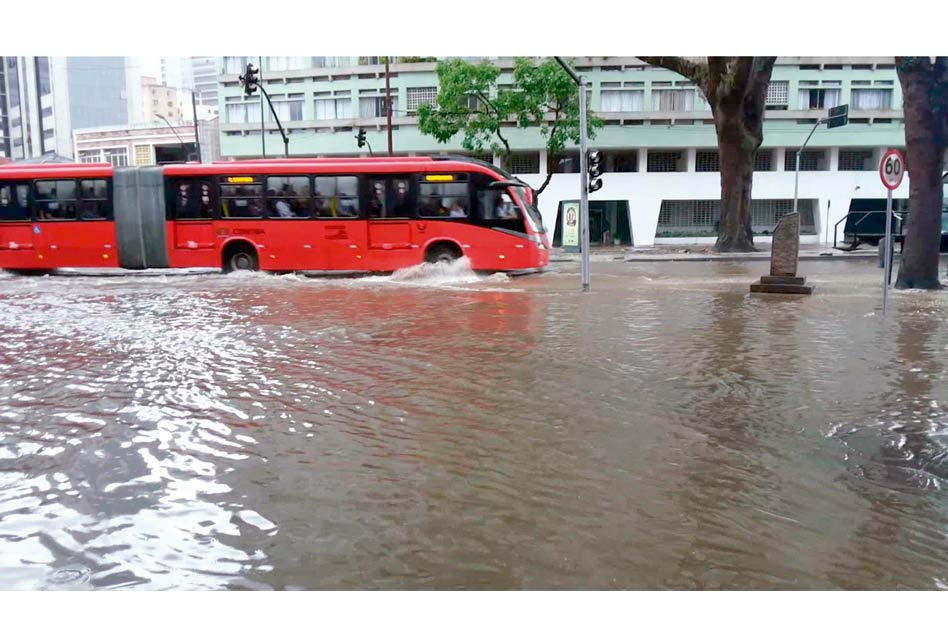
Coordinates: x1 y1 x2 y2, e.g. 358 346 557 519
879 149 905 191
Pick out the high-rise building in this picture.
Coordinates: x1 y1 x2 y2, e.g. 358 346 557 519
216 56 915 247
162 57 218 107
0 56 137 160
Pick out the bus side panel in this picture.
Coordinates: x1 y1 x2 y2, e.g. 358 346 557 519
0 223 40 269
165 221 220 268
251 220 331 271
415 221 543 271
40 221 119 268
323 219 368 271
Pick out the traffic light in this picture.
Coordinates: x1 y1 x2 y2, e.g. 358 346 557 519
356 128 367 148
239 64 259 97
587 150 603 193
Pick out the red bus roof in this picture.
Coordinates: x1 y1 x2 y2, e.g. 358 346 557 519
0 163 113 179
163 157 506 179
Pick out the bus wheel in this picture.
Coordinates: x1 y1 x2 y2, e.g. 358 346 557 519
223 243 259 273
425 243 461 264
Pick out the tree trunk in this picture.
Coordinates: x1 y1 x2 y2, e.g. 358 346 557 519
715 112 757 252
895 60 946 290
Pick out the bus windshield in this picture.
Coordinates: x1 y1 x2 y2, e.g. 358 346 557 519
513 185 545 233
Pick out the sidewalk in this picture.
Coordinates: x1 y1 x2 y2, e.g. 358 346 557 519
549 244 882 263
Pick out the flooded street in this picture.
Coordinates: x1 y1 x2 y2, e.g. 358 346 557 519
1 258 947 590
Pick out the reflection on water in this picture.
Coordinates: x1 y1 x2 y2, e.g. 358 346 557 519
1 259 947 589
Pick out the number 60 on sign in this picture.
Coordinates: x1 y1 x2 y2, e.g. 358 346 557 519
879 149 905 190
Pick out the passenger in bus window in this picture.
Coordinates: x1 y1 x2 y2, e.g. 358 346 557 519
393 180 410 216
449 200 467 218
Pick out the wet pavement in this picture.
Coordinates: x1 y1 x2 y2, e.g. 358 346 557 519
0 259 946 589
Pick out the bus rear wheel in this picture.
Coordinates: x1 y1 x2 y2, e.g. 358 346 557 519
425 243 462 264
223 244 259 273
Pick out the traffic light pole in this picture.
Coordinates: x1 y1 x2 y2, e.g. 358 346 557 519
554 56 591 292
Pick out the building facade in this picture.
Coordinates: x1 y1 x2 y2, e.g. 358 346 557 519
216 56 916 246
141 76 193 123
163 57 219 107
1 56 137 160
74 120 209 167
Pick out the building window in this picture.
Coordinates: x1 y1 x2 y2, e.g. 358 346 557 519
359 57 384 65
406 87 438 113
838 148 874 171
359 96 398 118
652 89 699 111
226 101 262 124
695 150 720 172
223 56 255 75
78 150 101 163
766 81 789 110
601 89 644 112
553 151 581 173
314 97 352 120
784 149 827 171
312 57 348 69
41 106 53 118
754 150 774 171
647 150 685 172
35 57 51 96
135 145 153 166
510 152 540 174
103 148 128 167
265 57 307 72
656 199 817 236
798 88 841 110
605 150 638 172
851 88 893 111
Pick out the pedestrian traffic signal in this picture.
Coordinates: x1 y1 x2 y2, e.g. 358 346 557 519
240 64 259 97
356 128 367 148
587 150 603 193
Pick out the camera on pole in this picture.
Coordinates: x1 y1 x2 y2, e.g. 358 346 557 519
239 64 259 97
587 150 603 193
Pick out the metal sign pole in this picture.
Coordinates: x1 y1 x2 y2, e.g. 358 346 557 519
579 77 590 291
883 188 893 315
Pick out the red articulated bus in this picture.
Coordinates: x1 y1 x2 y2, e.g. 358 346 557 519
0 155 550 275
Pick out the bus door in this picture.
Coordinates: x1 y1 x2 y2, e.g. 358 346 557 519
168 177 218 267
314 175 364 271
0 182 38 268
366 175 416 270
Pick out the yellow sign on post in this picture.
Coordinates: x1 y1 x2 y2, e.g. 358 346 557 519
562 201 580 252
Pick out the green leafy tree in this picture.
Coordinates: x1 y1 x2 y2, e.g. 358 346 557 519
418 58 602 197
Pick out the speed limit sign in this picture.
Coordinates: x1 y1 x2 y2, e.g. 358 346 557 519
880 149 905 190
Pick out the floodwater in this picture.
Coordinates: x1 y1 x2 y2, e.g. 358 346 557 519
1 257 947 590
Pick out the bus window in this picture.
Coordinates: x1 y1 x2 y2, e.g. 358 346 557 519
314 176 359 218
266 176 310 218
366 179 387 218
79 179 110 220
392 178 412 217
0 184 30 221
34 180 78 220
220 178 264 218
170 179 215 220
473 174 526 233
419 180 468 219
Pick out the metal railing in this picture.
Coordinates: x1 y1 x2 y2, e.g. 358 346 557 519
834 210 906 249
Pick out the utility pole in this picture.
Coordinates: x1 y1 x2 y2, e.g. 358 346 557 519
191 91 202 163
554 56 591 291
385 56 394 156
